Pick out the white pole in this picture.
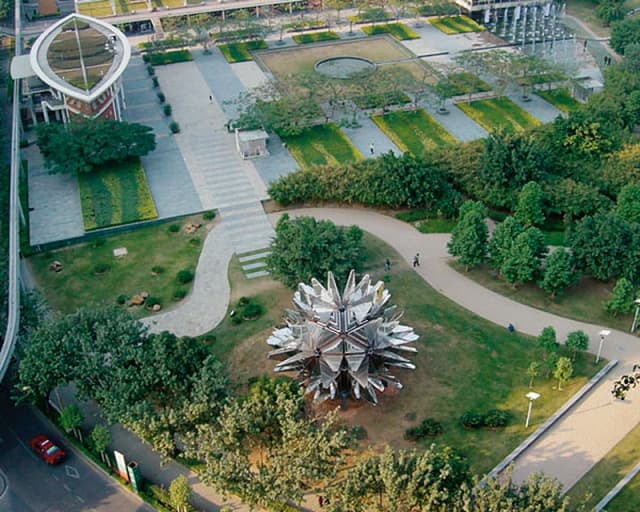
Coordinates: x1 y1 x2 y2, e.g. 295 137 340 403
525 400 533 428
596 337 604 364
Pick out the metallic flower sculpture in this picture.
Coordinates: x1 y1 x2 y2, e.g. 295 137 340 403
267 270 418 405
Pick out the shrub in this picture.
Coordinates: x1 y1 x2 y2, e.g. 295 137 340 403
405 418 443 441
242 302 264 319
484 409 509 428
189 237 200 246
168 223 180 233
231 313 243 325
157 92 165 103
116 294 128 305
163 104 172 116
170 121 180 134
146 64 155 75
152 76 159 88
92 238 106 248
151 265 165 274
202 210 216 220
173 289 187 301
142 53 150 63
93 262 110 274
177 269 194 284
350 425 368 440
238 296 250 306
146 296 162 308
460 411 484 429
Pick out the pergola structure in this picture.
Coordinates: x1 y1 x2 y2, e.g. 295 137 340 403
267 270 418 405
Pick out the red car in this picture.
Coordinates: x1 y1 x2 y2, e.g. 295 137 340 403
29 434 66 465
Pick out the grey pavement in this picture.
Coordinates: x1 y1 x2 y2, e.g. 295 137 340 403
507 90 564 123
341 113 401 157
422 100 488 142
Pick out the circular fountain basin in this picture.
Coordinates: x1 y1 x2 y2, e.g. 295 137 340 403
314 56 376 79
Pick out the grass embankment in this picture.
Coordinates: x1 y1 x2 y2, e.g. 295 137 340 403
218 40 268 63
292 31 340 44
282 124 363 169
206 230 604 475
567 423 640 511
361 22 420 40
457 97 541 133
536 88 581 113
430 15 486 34
449 261 633 332
372 109 457 154
78 158 157 231
77 1 113 16
28 215 209 317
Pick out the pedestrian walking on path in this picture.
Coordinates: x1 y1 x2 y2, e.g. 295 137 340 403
413 253 420 267
369 143 375 155
384 258 391 272
208 95 213 103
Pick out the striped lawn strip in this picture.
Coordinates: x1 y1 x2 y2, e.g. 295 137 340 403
372 110 456 154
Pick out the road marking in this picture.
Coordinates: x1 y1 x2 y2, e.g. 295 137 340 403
75 495 84 504
63 484 71 492
7 426 38 462
64 465 79 479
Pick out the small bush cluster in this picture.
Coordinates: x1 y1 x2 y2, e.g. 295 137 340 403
404 417 443 441
163 104 172 116
93 262 110 274
202 210 216 220
177 269 194 284
350 425 368 440
170 121 181 134
148 49 193 66
157 92 166 104
173 289 187 301
145 296 162 308
460 409 509 429
230 296 265 325
168 223 180 233
151 265 165 274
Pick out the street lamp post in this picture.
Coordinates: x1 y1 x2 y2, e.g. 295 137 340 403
596 329 610 364
525 391 540 428
631 299 640 333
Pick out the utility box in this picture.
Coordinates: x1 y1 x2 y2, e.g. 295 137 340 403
127 461 143 493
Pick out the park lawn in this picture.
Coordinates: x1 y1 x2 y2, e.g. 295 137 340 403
149 50 193 65
536 88 581 114
445 72 492 97
566 423 640 510
430 15 486 34
152 0 184 7
282 124 363 169
361 22 420 40
372 109 457 155
218 40 268 63
292 31 340 44
417 218 456 233
77 1 113 16
115 0 147 14
78 158 157 231
27 214 210 317
457 97 541 133
206 230 604 475
449 262 633 333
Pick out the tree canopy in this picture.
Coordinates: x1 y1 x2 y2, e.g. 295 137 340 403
36 118 156 174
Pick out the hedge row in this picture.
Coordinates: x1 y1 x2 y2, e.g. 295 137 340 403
148 50 193 66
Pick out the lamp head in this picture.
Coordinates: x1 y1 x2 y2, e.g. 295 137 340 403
526 391 540 401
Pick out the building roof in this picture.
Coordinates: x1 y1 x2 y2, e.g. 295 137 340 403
29 13 131 103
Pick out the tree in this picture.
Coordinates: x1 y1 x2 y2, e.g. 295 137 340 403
448 204 488 271
488 216 523 271
538 326 558 357
616 183 640 224
566 330 589 361
36 119 156 174
543 352 559 379
515 181 545 227
612 364 640 399
0 0 13 19
501 229 544 287
169 475 191 512
90 424 111 465
596 0 625 25
539 249 579 299
527 361 540 388
60 404 84 441
604 277 636 316
268 214 364 289
610 17 640 54
554 357 573 390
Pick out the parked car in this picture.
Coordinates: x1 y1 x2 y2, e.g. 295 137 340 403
29 434 66 465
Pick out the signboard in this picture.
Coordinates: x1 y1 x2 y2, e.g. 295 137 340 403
114 450 129 481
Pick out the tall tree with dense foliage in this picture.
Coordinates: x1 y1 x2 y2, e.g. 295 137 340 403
448 202 488 270
36 119 156 174
501 228 545 287
566 330 589 361
538 326 559 357
539 249 579 299
90 425 111 465
169 475 191 512
515 181 545 227
610 17 640 54
554 357 573 390
268 214 364 288
616 183 640 224
488 216 523 271
604 277 636 316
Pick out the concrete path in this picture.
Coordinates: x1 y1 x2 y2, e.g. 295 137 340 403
142 222 233 337
264 207 640 492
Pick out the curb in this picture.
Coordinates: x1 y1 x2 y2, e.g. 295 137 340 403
486 359 619 480
30 406 154 511
594 460 640 511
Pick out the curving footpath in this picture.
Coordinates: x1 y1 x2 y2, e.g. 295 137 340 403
155 206 640 493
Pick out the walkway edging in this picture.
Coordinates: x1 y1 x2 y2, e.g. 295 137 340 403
486 359 619 481
594 460 640 511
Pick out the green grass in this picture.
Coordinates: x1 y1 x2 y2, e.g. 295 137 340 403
565 0 611 38
445 72 492 97
292 31 340 44
542 229 566 246
148 50 193 65
567 423 640 510
361 22 420 40
27 215 210 316
77 0 114 16
430 15 486 34
417 218 456 233
78 158 158 231
372 109 457 154
449 262 633 333
457 97 541 133
536 88 581 114
218 40 268 63
282 124 363 169
205 231 604 475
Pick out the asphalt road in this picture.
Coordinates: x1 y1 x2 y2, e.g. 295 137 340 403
0 386 152 512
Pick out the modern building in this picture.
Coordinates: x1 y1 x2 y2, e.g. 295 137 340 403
11 13 130 125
